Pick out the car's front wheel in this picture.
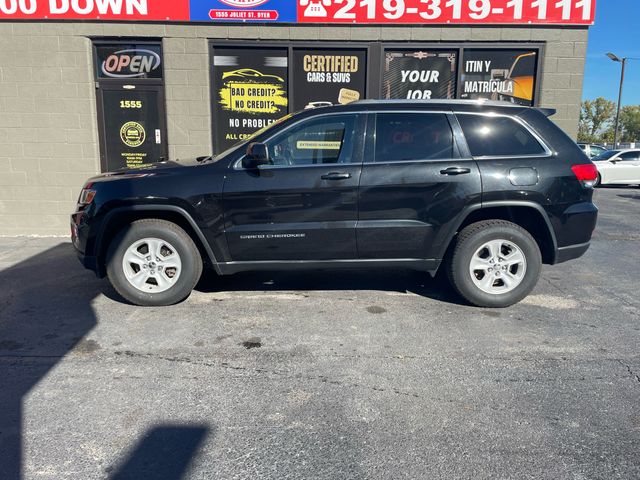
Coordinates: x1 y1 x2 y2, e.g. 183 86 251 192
447 220 541 308
106 219 203 306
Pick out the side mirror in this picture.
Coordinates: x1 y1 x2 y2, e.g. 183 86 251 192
242 143 269 169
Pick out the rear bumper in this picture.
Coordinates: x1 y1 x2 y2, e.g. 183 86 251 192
551 201 597 264
554 241 591 264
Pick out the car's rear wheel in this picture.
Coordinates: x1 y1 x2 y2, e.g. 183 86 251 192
447 220 541 308
594 173 602 187
106 219 202 306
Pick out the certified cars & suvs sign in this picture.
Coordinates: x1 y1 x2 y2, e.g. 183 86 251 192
0 0 596 24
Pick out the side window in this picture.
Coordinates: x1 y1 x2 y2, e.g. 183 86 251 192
619 151 640 161
592 146 607 156
374 113 455 162
457 114 547 157
266 115 357 166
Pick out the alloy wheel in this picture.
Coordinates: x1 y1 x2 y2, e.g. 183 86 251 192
122 237 182 293
469 239 527 294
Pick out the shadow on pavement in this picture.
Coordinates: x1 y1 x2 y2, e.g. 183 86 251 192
195 267 465 305
109 425 210 480
617 194 640 200
0 243 101 478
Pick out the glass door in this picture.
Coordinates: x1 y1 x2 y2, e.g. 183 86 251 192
98 85 168 171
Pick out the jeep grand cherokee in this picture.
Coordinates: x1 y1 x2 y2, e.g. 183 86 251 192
71 100 598 308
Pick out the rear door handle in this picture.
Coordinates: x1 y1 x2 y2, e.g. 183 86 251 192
440 167 471 176
321 172 352 180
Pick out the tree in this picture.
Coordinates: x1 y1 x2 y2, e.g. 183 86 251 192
578 97 616 143
578 114 596 143
619 105 640 142
601 127 615 144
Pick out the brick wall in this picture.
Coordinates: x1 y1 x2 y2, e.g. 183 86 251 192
0 23 588 236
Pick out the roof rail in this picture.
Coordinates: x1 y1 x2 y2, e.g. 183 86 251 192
351 99 524 108
535 107 557 117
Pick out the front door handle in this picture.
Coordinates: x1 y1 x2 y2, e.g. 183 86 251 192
321 172 352 180
440 167 471 176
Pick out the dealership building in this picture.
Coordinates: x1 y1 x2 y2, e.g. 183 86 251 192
0 0 594 235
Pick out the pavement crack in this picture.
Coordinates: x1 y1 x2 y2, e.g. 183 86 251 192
617 359 640 385
543 276 568 295
113 350 420 398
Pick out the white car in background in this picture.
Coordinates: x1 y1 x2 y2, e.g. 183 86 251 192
578 143 609 159
592 149 640 186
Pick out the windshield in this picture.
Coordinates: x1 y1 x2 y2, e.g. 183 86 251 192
592 150 618 161
210 113 295 162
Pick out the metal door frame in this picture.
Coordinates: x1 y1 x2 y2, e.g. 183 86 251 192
92 39 168 172
95 83 169 172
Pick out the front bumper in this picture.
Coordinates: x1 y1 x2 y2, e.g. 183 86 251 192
72 211 104 277
75 249 101 274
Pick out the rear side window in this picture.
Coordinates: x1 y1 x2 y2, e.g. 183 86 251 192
619 151 640 161
375 113 455 162
593 150 618 161
457 114 546 157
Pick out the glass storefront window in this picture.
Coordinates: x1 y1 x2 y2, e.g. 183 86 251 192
383 50 457 100
461 49 538 106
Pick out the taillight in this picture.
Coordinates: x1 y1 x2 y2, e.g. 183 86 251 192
571 164 598 188
78 183 96 205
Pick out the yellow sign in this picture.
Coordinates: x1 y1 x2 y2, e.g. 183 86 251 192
120 121 146 148
219 78 287 114
338 88 360 104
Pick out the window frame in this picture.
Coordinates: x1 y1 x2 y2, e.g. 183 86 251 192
233 111 364 170
453 111 552 160
618 151 640 161
370 111 460 164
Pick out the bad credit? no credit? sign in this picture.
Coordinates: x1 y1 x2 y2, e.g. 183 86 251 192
0 0 595 25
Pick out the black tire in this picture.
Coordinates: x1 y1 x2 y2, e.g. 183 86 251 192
106 219 203 306
447 220 542 308
594 173 602 187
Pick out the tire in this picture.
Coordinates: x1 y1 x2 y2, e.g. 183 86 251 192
447 220 542 308
594 173 602 187
106 219 203 306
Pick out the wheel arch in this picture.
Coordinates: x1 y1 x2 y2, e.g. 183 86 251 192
593 164 610 185
441 202 558 265
94 206 220 277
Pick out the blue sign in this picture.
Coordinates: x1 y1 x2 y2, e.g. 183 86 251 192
189 0 297 22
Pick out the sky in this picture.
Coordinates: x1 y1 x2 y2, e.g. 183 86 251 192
582 0 640 105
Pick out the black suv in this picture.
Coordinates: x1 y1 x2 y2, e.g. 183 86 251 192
72 100 598 308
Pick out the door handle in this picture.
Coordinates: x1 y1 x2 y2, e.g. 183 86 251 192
440 167 471 176
321 172 352 180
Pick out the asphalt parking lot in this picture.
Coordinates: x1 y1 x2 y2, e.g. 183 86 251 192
0 186 639 480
